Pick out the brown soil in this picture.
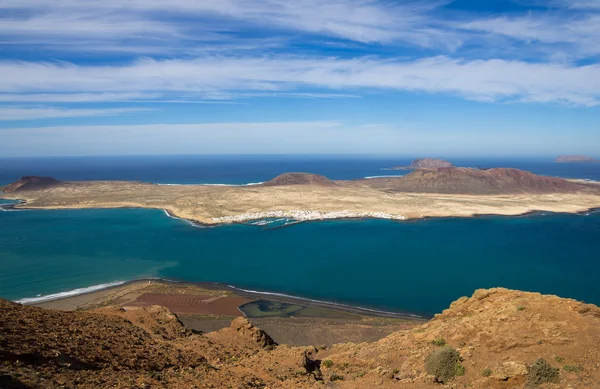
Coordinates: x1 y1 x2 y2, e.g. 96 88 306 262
2 288 600 388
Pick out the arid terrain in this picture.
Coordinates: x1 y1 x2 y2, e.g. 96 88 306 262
2 168 600 225
2 287 599 388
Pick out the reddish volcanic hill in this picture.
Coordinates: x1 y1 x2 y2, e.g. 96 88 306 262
2 176 62 193
263 173 337 187
363 167 593 194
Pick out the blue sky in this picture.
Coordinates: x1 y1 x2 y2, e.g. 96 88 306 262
0 0 599 157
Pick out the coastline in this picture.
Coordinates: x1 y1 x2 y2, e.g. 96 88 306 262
4 195 600 227
23 278 429 320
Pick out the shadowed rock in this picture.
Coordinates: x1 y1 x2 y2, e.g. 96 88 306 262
2 176 62 193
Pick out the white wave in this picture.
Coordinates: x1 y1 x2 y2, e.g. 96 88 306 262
15 281 126 304
364 175 405 179
228 285 423 318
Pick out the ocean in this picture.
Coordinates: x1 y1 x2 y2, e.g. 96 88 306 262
1 155 600 316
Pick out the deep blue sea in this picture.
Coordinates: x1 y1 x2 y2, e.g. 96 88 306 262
1 156 600 316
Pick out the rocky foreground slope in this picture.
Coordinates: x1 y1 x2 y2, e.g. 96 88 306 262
2 288 599 388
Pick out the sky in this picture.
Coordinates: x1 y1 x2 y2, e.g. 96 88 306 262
0 0 599 157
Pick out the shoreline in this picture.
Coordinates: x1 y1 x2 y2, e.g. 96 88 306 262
3 196 600 227
19 278 429 320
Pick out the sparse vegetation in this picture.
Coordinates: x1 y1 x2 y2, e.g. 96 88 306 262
554 356 564 363
482 368 492 377
563 365 583 373
517 305 526 311
330 373 344 381
425 346 465 383
322 360 333 369
392 368 399 375
432 338 447 347
528 358 559 385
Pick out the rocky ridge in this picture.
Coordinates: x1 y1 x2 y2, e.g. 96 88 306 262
363 167 595 194
2 288 600 388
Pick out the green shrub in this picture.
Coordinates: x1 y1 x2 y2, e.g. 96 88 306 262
425 346 465 383
322 360 333 369
528 359 559 385
554 356 564 363
517 305 526 311
330 373 344 381
431 338 447 347
482 368 492 377
563 365 583 373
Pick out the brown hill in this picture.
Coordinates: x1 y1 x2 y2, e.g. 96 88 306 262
554 155 599 163
386 158 454 170
2 176 62 193
263 172 336 187
363 167 593 194
2 288 600 388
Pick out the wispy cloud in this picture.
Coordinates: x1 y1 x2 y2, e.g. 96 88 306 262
0 93 160 103
0 0 459 52
0 121 593 157
0 107 149 121
1 56 598 106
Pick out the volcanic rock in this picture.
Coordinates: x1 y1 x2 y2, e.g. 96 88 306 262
262 173 336 187
2 176 62 193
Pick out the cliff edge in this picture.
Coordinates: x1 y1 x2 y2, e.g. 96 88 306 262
2 288 600 388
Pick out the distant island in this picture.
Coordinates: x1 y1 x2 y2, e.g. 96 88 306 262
383 158 454 170
554 155 599 163
2 168 600 225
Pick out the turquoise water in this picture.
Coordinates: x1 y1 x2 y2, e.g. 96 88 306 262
1 208 599 316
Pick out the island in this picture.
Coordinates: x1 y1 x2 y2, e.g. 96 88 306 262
2 167 600 225
554 155 599 163
383 158 454 170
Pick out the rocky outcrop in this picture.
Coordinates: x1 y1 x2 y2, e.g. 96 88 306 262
554 155 599 163
363 167 596 194
262 173 336 187
2 176 62 193
2 288 600 388
230 317 277 349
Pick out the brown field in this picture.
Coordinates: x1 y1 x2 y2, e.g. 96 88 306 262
125 293 250 316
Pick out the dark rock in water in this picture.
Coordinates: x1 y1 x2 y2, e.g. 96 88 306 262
385 158 454 170
2 176 62 193
262 173 336 187
554 155 599 163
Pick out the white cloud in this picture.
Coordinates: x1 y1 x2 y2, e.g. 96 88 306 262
0 93 160 103
461 13 600 58
0 56 599 106
0 107 149 120
0 0 459 50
